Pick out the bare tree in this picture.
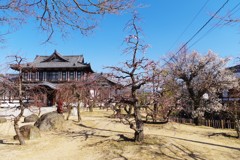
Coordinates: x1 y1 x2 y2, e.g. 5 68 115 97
56 81 86 122
144 63 182 123
166 49 238 125
0 0 135 42
0 55 46 145
107 13 151 142
56 84 76 120
56 73 115 122
8 56 27 145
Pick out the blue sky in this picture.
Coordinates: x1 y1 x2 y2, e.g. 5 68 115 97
0 0 240 73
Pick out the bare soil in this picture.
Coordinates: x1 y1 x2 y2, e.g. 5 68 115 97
0 109 239 160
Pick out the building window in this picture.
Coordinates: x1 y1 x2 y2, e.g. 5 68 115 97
39 72 43 81
62 72 66 81
23 72 28 81
46 72 51 81
47 72 59 81
31 72 36 81
69 71 74 80
58 71 62 80
52 72 58 81
77 71 82 80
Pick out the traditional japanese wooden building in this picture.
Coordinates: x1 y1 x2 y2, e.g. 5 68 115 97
19 50 93 83
220 64 240 103
8 50 119 107
10 50 94 106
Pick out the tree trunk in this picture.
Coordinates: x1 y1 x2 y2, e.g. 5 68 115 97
89 104 93 112
134 106 144 142
14 106 25 145
153 102 158 122
14 67 25 145
193 117 199 126
193 100 200 126
124 105 133 115
66 105 72 120
37 107 41 117
77 100 82 122
235 118 240 139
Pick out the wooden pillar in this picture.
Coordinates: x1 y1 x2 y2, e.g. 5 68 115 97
28 72 30 81
59 71 62 81
75 71 77 81
43 72 45 81
67 71 69 81
36 72 39 81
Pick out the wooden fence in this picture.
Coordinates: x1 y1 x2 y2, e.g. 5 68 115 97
170 117 236 129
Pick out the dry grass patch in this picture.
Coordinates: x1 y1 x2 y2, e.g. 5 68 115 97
0 109 239 160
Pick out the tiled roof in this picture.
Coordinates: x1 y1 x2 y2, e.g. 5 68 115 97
39 82 58 89
86 73 122 87
19 50 92 70
228 65 240 72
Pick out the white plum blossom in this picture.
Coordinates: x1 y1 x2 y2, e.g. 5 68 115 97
166 49 239 125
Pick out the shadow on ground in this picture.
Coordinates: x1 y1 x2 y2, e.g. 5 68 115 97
166 136 240 151
208 132 237 138
0 139 18 145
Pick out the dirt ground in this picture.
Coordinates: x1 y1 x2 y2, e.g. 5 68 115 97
0 108 240 160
